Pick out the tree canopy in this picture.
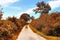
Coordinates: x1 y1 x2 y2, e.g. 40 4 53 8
33 1 51 14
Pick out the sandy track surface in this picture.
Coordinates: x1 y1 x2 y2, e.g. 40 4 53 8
17 25 46 40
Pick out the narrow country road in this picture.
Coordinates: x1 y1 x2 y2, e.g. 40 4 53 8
17 25 46 40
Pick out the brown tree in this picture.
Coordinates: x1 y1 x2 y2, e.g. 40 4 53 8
20 13 30 22
33 1 51 14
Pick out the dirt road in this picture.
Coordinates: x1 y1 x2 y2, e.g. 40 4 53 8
17 25 46 40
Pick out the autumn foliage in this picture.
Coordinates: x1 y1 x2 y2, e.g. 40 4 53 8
0 1 60 40
30 12 60 37
30 1 60 37
0 13 31 40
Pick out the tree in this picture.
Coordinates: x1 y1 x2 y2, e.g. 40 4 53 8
20 13 30 22
30 16 34 20
0 8 3 20
33 1 51 14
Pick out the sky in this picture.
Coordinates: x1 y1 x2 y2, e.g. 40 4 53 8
0 0 60 19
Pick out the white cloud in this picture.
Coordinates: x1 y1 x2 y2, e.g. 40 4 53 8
6 6 21 10
17 7 36 18
48 0 60 9
0 0 19 6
